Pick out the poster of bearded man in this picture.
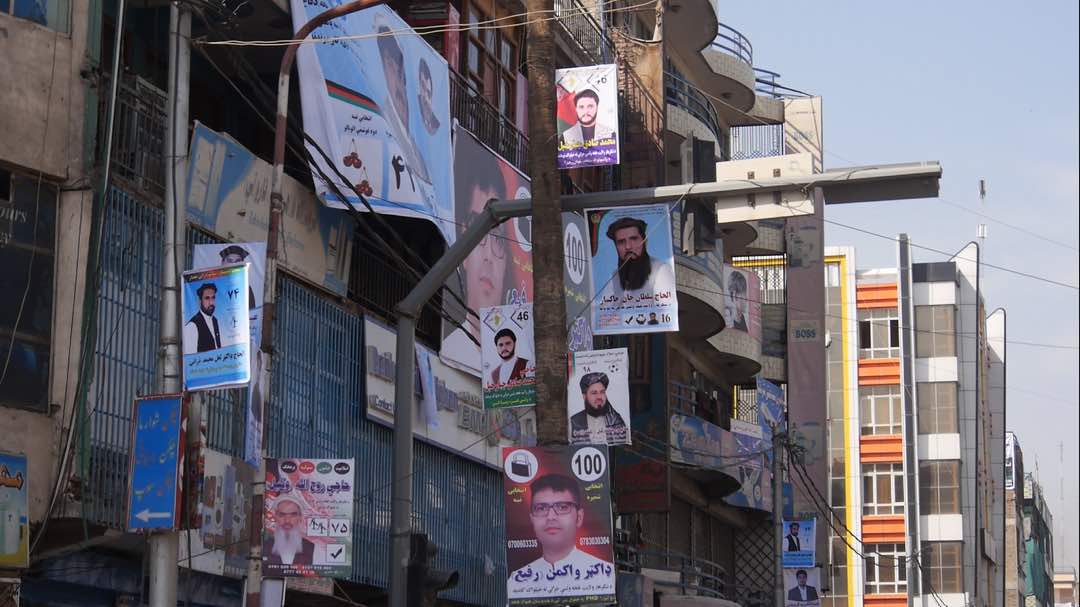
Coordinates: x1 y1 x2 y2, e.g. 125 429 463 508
586 204 679 335
567 348 631 446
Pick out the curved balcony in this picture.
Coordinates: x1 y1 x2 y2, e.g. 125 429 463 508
666 72 726 148
743 219 785 255
675 253 727 339
664 0 755 113
713 22 753 66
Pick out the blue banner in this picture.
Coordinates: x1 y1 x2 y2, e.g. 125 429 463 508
181 264 251 391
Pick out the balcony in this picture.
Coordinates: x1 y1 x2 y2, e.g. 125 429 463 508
554 0 613 63
449 69 529 173
712 22 753 66
665 72 727 152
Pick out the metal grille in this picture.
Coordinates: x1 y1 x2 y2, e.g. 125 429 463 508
83 189 245 527
733 518 776 607
730 124 785 161
102 76 168 199
269 278 505 605
449 69 528 173
554 0 614 63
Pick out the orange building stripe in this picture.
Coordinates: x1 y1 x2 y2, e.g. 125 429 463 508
862 514 906 543
860 434 903 464
856 283 898 309
865 594 908 607
858 358 900 386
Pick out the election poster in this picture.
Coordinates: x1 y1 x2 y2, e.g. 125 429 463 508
291 2 454 243
722 265 761 343
264 458 355 578
567 348 631 446
194 243 266 466
183 447 256 578
0 452 28 568
781 516 816 569
757 377 785 467
503 446 616 605
181 264 251 391
587 204 678 335
669 414 735 471
480 303 537 409
783 567 822 607
724 419 769 511
556 64 620 169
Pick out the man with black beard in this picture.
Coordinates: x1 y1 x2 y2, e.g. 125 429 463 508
489 328 531 386
569 372 628 445
598 217 675 306
263 495 316 569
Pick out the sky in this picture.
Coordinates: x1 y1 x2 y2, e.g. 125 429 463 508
719 0 1080 569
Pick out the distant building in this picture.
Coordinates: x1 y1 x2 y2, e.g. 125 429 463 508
1054 568 1077 607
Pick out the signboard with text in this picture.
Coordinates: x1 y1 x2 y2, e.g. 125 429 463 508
126 395 186 532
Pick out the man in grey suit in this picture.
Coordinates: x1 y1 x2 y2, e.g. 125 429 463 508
560 89 616 147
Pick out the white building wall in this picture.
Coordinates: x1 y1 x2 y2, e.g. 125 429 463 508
953 242 981 601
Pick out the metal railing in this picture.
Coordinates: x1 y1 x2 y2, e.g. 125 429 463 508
449 69 529 173
665 72 726 150
617 60 665 183
554 0 614 63
615 531 731 598
713 22 753 66
754 67 812 99
100 76 168 200
730 123 785 160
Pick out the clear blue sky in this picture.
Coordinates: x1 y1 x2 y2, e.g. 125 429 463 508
719 0 1080 568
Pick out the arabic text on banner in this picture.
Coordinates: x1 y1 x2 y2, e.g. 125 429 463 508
556 64 620 169
481 303 537 409
181 263 252 391
781 516 817 569
567 348 631 446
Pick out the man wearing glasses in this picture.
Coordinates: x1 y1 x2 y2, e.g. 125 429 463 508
507 474 614 599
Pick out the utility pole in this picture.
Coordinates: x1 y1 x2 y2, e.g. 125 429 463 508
773 424 785 607
525 0 569 445
149 2 190 606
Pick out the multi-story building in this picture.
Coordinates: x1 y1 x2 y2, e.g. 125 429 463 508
819 236 1006 607
1025 474 1056 607
1006 432 1029 607
1054 568 1077 607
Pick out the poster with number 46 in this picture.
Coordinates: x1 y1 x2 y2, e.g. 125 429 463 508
481 303 537 409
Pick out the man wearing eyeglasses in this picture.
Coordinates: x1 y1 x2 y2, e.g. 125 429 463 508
507 474 614 599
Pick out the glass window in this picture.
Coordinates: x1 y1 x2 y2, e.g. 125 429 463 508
859 385 901 435
915 305 956 357
917 382 958 434
460 0 519 121
3 0 70 32
919 461 960 514
858 308 900 359
921 541 962 593
862 464 905 515
865 543 907 594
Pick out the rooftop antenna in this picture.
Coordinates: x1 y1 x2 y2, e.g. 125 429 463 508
977 179 988 247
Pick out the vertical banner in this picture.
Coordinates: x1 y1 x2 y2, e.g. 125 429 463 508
503 446 616 604
556 64 620 169
783 567 822 607
567 348 631 446
724 419 767 510
188 448 255 577
723 265 762 343
757 377 786 467
563 212 594 353
193 243 266 466
127 395 185 532
0 452 29 567
781 516 816 568
264 458 355 578
181 264 251 391
587 204 678 335
480 303 537 409
290 2 455 243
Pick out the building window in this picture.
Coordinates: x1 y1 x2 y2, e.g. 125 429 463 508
863 463 905 515
915 305 956 357
858 308 900 359
919 461 960 515
865 543 907 594
920 541 962 593
460 0 520 118
859 385 901 435
0 169 57 411
917 382 958 434
1 0 69 32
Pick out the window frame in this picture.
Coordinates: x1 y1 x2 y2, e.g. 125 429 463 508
859 385 902 436
915 305 956 358
1 0 71 33
862 463 906 516
460 0 521 119
864 542 907 595
858 308 900 359
918 460 961 515
917 381 958 434
920 541 963 593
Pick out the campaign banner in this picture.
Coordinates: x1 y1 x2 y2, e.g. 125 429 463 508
563 212 594 353
194 243 265 466
480 303 537 409
781 517 816 569
669 414 734 471
181 264 251 391
0 452 29 567
503 446 616 605
264 458 355 578
567 348 631 446
291 2 454 243
185 448 256 578
724 419 769 511
587 204 678 335
783 567 822 607
556 64 620 169
757 377 785 467
185 122 352 296
723 265 761 342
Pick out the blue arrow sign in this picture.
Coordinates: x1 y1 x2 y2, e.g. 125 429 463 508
127 395 184 531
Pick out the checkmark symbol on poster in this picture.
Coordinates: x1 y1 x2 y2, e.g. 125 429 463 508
331 546 344 559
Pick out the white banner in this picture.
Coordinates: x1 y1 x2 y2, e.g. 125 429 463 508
480 304 537 409
556 64 620 169
567 348 631 446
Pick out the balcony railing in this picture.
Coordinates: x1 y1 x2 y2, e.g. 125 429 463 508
554 0 614 63
449 69 529 173
713 22 753 66
730 123 785 160
665 72 726 152
615 530 731 599
100 75 168 200
754 67 812 99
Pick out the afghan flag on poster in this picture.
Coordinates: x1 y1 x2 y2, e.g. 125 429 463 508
556 82 579 135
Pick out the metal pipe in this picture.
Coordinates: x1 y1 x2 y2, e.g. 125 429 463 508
773 424 784 607
249 3 387 605
150 3 189 606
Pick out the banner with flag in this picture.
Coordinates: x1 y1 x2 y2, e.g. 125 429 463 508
556 64 620 169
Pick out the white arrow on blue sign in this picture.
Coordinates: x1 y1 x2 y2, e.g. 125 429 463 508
126 394 185 532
